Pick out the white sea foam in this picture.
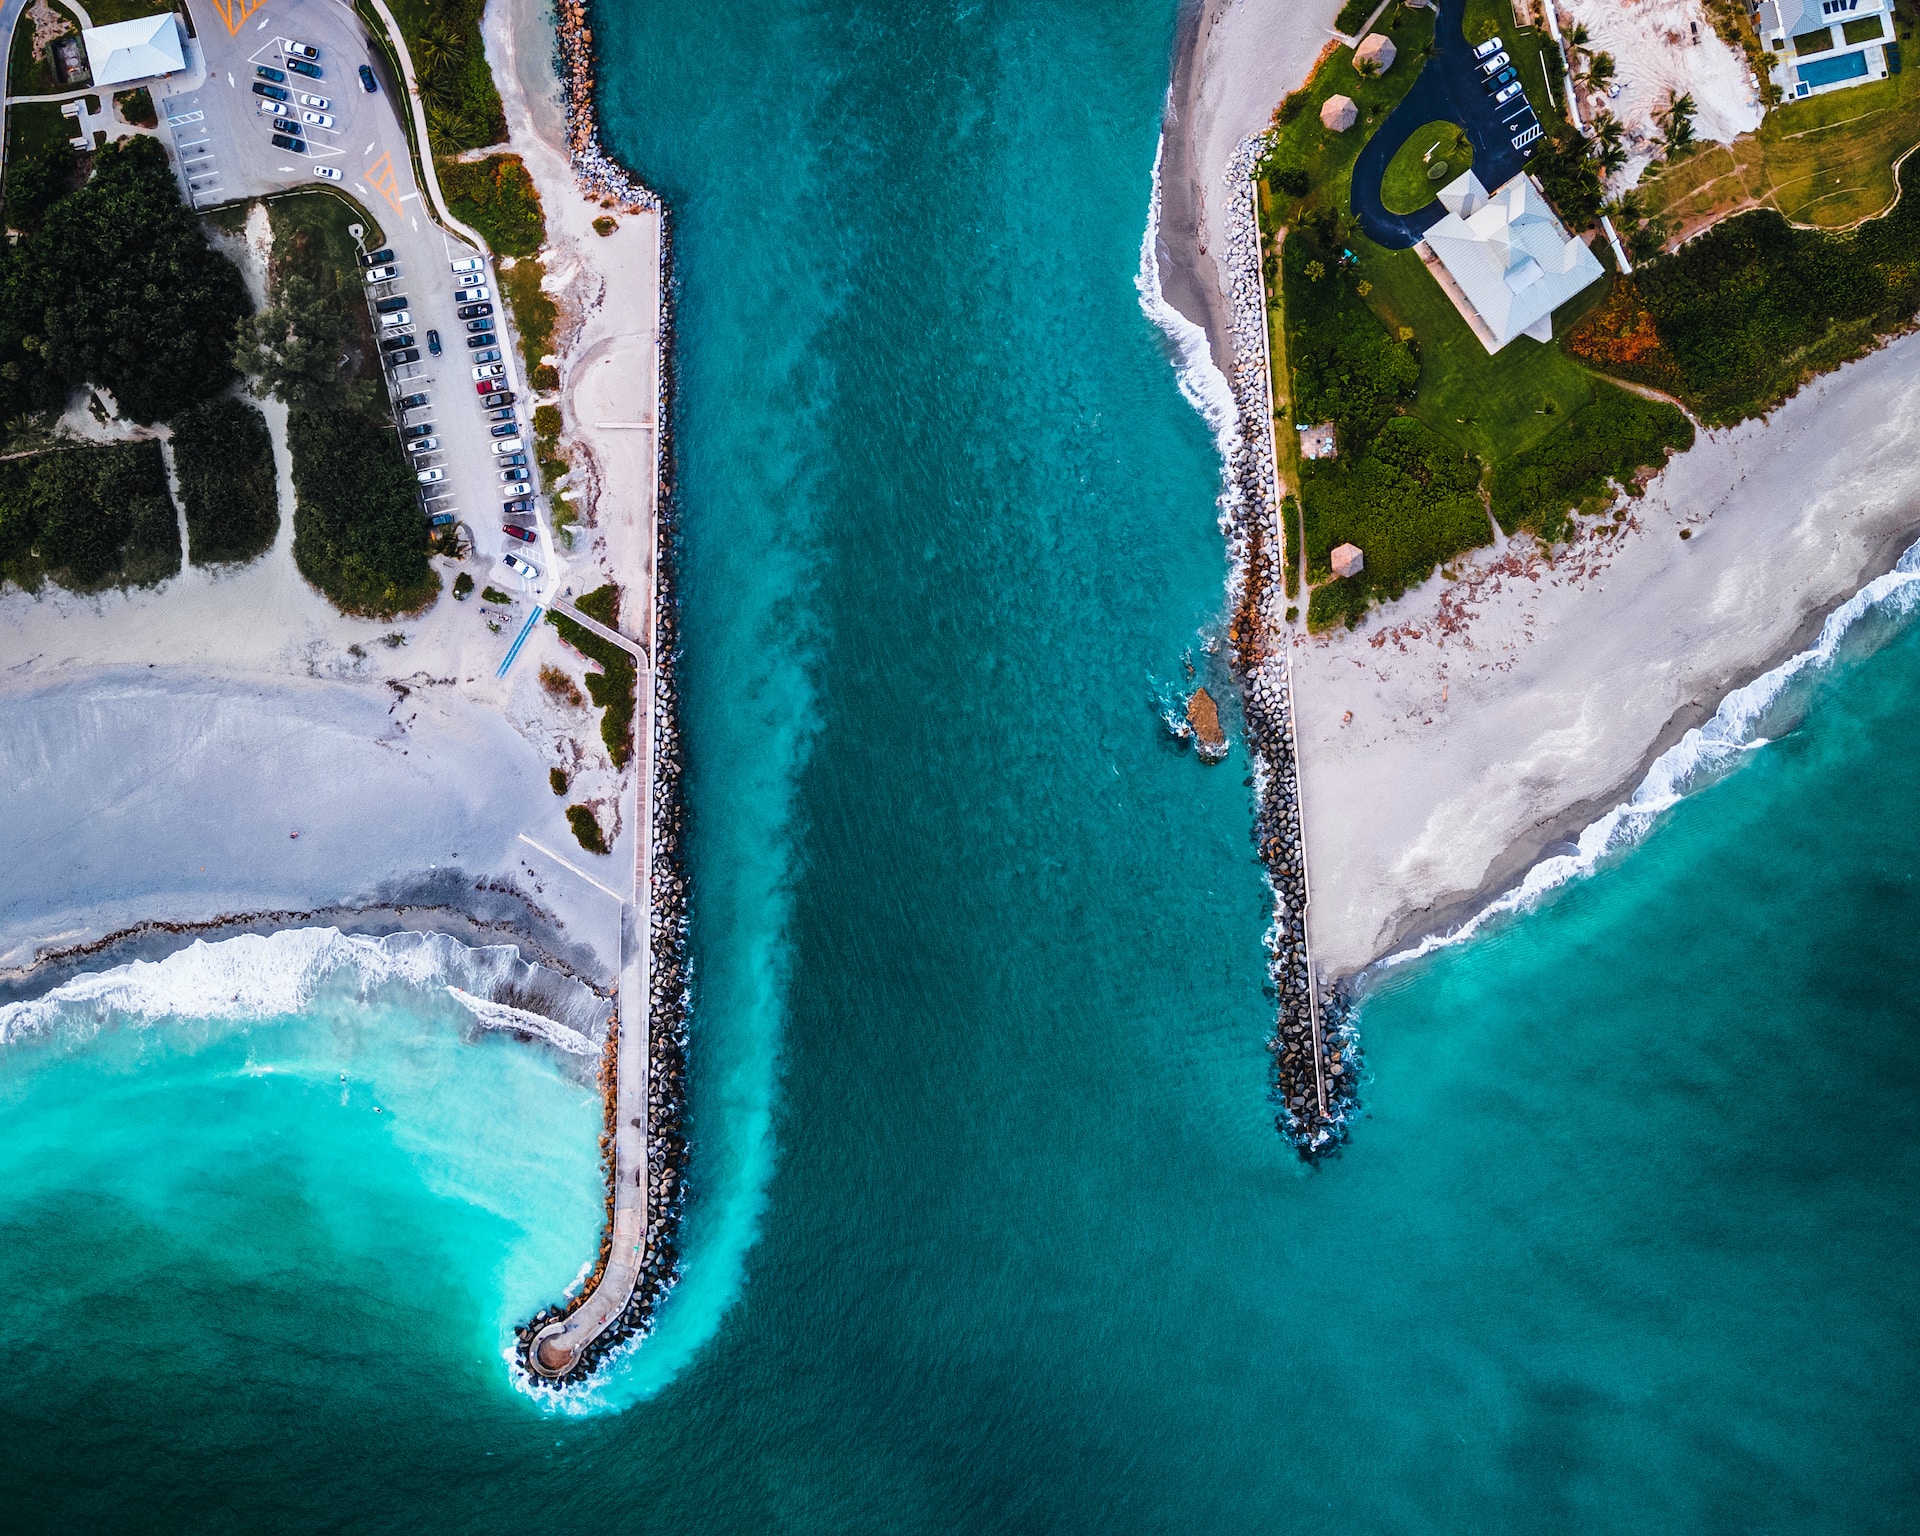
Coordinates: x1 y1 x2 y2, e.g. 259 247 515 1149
1137 127 1238 450
447 986 599 1056
1386 538 1920 968
0 928 609 1049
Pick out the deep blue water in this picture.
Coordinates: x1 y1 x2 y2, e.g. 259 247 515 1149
3 0 1919 1529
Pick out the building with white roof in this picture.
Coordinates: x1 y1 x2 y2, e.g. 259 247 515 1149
81 13 185 89
1415 169 1603 354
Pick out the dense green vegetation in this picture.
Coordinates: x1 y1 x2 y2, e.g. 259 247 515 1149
287 407 435 615
0 137 249 423
566 804 609 856
549 583 636 768
0 439 177 592
170 396 279 565
1381 122 1471 215
439 154 545 258
113 87 155 129
385 0 505 155
1570 158 1920 425
1334 0 1376 33
4 133 78 232
501 259 556 375
1487 383 1693 539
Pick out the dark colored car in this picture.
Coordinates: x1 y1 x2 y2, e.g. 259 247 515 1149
489 422 519 437
385 348 420 369
496 452 528 468
380 332 416 352
502 522 537 543
399 392 429 409
503 497 536 515
465 331 496 349
362 247 395 267
374 295 409 313
455 301 493 320
270 133 307 153
466 318 494 333
485 390 516 408
359 64 378 92
402 422 434 439
256 65 286 82
288 59 322 78
1485 65 1517 92
252 81 290 101
426 329 442 355
487 406 516 422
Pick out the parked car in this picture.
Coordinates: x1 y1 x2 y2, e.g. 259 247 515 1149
385 347 420 368
256 65 286 82
489 423 520 438
380 332 416 352
427 329 442 356
408 437 439 453
491 437 525 454
399 392 430 409
359 64 378 91
485 391 516 408
297 92 330 108
362 247 395 266
476 379 502 395
465 335 496 352
288 59 322 78
1473 33 1504 58
1478 50 1510 76
402 422 434 438
472 362 505 380
416 467 445 485
450 256 484 275
374 295 408 313
286 39 319 58
1485 65 1517 91
501 553 540 580
312 165 342 181
252 81 290 101
453 285 490 303
503 497 535 515
496 451 527 467
381 311 411 329
473 348 502 364
501 522 537 543
301 111 334 127
500 481 532 498
430 511 456 527
456 301 493 320
259 101 289 117
364 264 397 283
270 133 307 153
1491 80 1525 107
488 407 517 424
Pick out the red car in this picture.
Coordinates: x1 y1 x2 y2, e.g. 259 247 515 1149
476 379 500 395
502 523 537 544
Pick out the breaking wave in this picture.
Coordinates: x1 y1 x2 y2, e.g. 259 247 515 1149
1137 126 1238 450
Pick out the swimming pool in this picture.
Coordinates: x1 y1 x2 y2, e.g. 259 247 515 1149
1797 49 1871 87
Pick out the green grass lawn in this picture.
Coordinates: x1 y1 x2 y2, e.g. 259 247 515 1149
7 100 74 163
1381 120 1472 213
81 0 175 23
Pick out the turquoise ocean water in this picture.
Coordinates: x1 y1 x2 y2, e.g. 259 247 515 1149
5 0 1920 1526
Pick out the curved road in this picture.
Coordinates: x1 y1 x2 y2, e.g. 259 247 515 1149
1349 0 1534 249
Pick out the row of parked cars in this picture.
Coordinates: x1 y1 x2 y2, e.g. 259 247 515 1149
1471 35 1544 153
371 250 543 573
248 39 379 179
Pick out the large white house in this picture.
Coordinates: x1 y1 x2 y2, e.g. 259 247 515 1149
1757 0 1898 99
80 13 186 89
1415 170 1603 354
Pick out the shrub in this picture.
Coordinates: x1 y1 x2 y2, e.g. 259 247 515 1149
566 804 609 856
113 87 156 129
170 396 278 564
1488 382 1694 539
287 406 436 615
550 766 568 795
453 570 474 598
501 260 556 375
0 440 177 592
438 154 545 258
549 583 636 767
592 215 618 236
533 404 562 438
1272 167 1310 198
482 585 513 604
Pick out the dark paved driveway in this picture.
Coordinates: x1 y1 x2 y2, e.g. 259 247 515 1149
1348 0 1538 249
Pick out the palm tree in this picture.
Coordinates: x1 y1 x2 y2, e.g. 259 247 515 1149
1585 50 1616 91
1656 90 1697 155
1590 110 1627 175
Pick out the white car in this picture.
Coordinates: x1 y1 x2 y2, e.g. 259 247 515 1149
471 362 504 380
381 310 411 328
501 552 540 580
453 285 490 303
259 101 288 117
450 256 484 274
297 92 330 108
301 111 335 128
500 480 532 497
286 39 318 59
1473 33 1504 58
491 437 524 454
312 166 342 181
364 264 397 283
409 437 439 453
416 468 445 484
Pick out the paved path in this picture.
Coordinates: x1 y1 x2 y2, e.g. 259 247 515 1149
551 597 646 660
1348 0 1532 249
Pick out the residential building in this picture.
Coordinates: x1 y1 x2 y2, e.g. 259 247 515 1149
1757 0 1899 99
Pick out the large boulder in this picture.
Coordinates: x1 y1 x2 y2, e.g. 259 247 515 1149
1354 32 1397 74
1320 94 1358 131
1330 543 1365 579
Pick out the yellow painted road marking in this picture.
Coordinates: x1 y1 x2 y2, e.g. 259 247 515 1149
365 150 404 217
210 0 270 36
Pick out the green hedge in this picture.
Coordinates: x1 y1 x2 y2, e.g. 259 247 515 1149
438 154 546 258
288 406 436 615
0 439 177 592
1488 383 1693 538
171 396 278 565
549 583 636 768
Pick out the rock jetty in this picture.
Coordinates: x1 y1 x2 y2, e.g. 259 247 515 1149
1216 136 1359 1156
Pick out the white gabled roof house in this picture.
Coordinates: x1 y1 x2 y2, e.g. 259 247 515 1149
1417 170 1603 354
81 13 186 88
1757 0 1896 99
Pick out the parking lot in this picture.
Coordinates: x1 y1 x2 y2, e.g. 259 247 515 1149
160 0 553 593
